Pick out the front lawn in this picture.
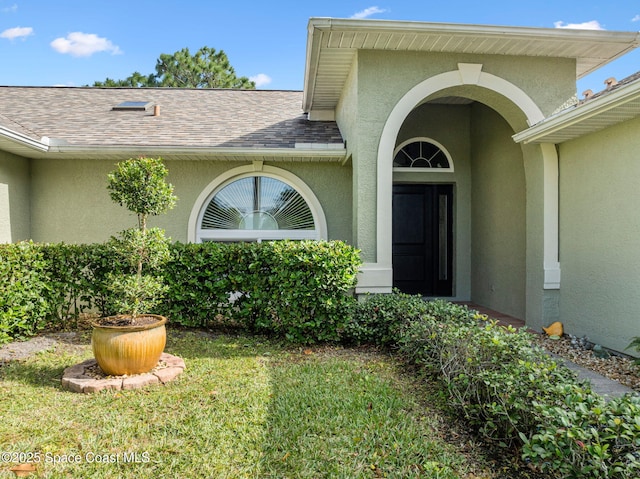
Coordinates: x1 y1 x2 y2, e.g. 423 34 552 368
0 330 502 478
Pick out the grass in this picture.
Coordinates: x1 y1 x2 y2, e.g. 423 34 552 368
0 330 501 478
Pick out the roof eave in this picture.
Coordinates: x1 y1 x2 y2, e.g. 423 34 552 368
0 127 48 152
513 79 640 144
302 17 640 114
578 41 639 79
308 17 639 41
32 144 348 162
303 19 324 113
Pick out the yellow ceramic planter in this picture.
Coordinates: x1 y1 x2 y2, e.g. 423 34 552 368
91 315 167 376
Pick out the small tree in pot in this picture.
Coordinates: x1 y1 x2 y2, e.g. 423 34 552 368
92 157 178 375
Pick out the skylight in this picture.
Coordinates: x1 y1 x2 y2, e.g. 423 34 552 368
112 101 152 111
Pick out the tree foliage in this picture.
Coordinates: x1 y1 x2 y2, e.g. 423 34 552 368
94 71 158 88
93 46 255 89
107 157 177 231
106 157 177 319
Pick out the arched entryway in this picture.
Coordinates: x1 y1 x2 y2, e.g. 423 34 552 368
370 63 560 326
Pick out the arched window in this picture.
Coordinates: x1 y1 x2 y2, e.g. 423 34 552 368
189 165 327 242
393 138 454 171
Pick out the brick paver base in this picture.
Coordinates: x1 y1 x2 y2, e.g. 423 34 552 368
62 353 185 393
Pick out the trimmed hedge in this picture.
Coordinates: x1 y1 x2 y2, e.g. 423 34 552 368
400 314 583 447
359 294 640 478
1 242 127 342
0 242 50 343
162 241 361 342
0 240 361 344
40 243 120 321
524 387 640 478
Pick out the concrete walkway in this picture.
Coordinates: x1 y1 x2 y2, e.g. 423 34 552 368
461 303 638 400
551 354 636 400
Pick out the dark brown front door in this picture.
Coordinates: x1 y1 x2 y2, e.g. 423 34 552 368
392 184 453 296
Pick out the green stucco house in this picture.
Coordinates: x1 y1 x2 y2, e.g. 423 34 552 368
1 18 640 354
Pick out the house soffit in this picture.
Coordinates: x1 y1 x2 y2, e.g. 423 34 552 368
303 17 640 114
0 136 347 163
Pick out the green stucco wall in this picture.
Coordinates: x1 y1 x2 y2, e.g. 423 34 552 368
29 158 352 245
559 115 640 355
0 151 30 242
336 60 360 247
470 104 526 319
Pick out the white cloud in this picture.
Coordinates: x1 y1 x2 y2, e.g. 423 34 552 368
250 73 272 87
2 4 18 13
50 32 122 57
351 6 386 19
1 26 33 40
632 15 640 22
553 20 604 30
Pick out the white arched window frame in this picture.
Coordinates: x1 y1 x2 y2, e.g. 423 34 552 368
393 137 454 172
188 164 328 243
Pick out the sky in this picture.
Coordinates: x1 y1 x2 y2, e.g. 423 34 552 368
1 0 639 96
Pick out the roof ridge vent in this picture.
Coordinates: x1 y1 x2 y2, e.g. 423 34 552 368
604 77 618 90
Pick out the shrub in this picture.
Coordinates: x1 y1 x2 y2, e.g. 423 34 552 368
38 243 126 322
240 240 361 342
523 391 640 478
395 301 483 376
420 299 478 325
396 303 589 448
159 241 232 328
391 296 640 475
81 243 126 317
0 242 50 343
40 243 91 321
1 239 360 343
342 290 432 345
39 243 114 322
162 240 361 343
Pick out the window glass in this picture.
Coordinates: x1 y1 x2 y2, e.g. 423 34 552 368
393 140 451 169
198 175 317 242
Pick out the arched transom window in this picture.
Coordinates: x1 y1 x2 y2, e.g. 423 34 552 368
393 138 454 171
191 166 327 242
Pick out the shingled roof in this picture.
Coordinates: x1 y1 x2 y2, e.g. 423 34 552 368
0 87 345 161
